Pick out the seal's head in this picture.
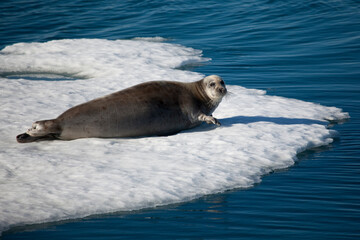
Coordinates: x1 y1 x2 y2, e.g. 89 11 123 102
202 75 227 103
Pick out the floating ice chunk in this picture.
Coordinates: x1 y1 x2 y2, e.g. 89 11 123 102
132 36 169 42
0 39 208 81
0 39 349 234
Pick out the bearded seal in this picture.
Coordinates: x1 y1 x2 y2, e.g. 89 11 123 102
16 75 227 143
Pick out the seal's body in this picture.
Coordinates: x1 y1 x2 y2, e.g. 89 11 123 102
16 75 227 143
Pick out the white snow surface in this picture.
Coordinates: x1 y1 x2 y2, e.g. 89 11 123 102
0 39 349 233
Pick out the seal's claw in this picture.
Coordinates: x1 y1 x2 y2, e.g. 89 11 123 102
213 118 221 126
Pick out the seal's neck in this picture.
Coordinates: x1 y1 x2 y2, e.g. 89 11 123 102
193 79 218 112
194 80 208 99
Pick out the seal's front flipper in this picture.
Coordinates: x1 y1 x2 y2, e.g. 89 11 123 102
198 113 221 126
16 133 59 143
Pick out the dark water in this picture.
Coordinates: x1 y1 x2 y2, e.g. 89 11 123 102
1 0 360 239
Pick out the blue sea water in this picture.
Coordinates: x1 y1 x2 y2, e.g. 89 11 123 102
1 0 359 239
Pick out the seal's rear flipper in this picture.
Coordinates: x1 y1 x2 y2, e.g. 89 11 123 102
16 133 59 143
16 133 38 143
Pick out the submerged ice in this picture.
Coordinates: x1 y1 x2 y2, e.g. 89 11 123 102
0 39 349 233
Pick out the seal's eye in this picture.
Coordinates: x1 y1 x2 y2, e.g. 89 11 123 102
220 80 224 85
209 82 215 87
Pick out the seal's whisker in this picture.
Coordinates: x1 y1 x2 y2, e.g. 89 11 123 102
224 91 234 100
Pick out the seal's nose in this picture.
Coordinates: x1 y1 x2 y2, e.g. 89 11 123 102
218 87 226 94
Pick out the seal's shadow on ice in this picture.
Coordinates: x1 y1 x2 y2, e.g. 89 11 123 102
220 116 326 126
17 75 227 143
188 116 331 135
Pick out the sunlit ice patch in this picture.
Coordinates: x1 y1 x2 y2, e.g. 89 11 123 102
0 38 349 234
